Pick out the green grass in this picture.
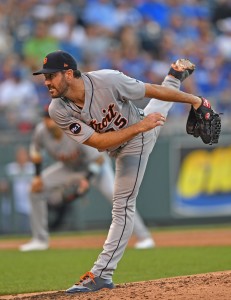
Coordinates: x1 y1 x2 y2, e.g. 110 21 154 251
1 246 231 295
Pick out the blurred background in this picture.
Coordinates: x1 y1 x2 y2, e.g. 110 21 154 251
0 0 231 235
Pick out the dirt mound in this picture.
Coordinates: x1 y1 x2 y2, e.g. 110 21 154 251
1 228 231 299
1 271 231 300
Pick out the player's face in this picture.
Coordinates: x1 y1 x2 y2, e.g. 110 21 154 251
44 71 69 98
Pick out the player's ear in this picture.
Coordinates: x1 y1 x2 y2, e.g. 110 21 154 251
64 69 73 80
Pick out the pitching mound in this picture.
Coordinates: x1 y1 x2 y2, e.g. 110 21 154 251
1 271 231 300
1 227 231 299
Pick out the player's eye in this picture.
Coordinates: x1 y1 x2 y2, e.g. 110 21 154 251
44 73 56 80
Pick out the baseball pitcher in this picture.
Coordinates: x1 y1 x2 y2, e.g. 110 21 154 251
32 50 220 293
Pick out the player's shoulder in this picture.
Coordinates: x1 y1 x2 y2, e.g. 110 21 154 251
49 98 64 110
84 69 122 84
87 69 121 76
49 98 67 119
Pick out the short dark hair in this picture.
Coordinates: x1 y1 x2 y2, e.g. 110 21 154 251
73 69 81 78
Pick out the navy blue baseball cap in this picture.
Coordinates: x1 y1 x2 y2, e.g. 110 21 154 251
33 50 77 75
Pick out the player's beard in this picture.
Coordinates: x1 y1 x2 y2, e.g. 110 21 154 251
48 79 69 98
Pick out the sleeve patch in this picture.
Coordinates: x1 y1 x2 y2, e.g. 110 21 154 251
69 123 81 134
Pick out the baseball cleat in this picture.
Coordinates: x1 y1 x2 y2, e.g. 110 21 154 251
134 237 155 249
19 239 49 252
168 58 195 82
66 271 115 293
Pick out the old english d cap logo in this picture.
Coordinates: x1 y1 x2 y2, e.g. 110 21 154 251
33 50 78 75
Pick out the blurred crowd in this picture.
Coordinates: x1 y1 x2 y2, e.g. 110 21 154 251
0 0 231 133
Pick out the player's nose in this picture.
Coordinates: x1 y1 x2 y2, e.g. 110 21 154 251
44 79 51 85
44 81 52 89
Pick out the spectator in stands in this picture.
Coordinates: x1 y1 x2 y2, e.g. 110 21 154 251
1 146 34 233
22 21 59 71
0 67 40 131
49 11 86 63
0 0 229 130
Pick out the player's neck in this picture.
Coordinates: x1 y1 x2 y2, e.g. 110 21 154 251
65 78 85 108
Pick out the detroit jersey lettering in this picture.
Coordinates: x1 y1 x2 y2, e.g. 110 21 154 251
90 103 128 132
49 70 145 152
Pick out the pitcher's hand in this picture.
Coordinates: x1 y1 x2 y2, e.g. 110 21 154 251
139 112 166 132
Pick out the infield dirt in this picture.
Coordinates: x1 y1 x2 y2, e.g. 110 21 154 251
1 227 231 300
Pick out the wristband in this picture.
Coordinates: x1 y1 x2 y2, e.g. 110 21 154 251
86 171 94 180
34 163 42 176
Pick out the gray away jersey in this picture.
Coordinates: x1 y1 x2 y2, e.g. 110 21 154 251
31 122 101 170
49 70 146 153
